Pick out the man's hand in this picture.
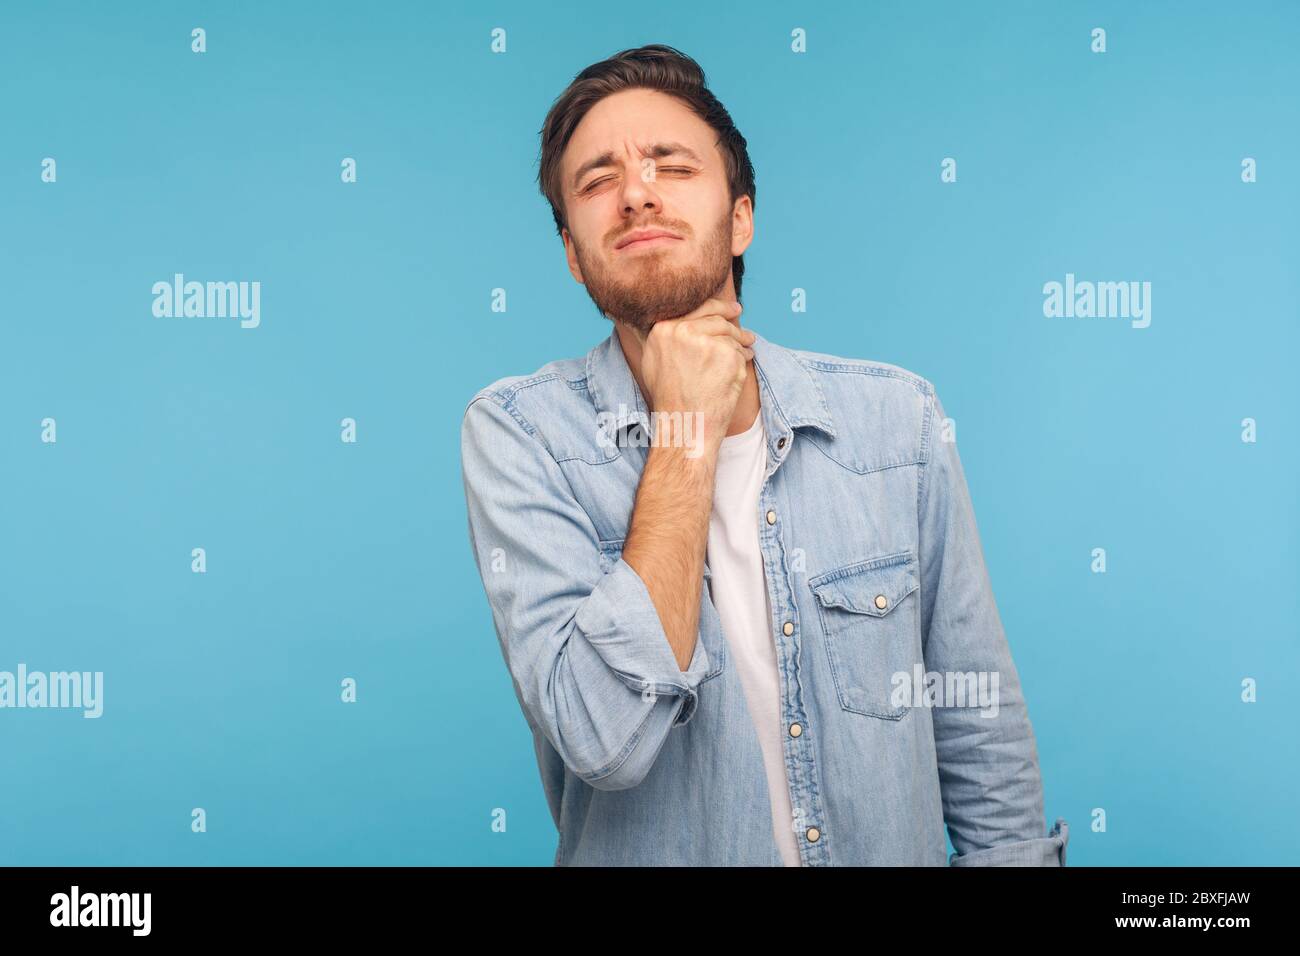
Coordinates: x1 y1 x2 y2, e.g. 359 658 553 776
639 298 755 453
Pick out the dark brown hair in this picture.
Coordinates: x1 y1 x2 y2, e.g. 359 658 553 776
536 44 757 300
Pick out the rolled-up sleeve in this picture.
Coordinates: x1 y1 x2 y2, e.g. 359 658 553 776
460 392 711 792
916 387 1069 867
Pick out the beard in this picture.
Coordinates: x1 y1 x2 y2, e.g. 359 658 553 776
573 209 734 338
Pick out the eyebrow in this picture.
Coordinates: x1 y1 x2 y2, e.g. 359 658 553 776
570 142 704 190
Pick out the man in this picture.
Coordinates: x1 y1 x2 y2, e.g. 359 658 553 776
460 44 1068 866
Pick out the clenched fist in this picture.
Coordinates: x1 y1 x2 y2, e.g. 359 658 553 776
640 297 755 453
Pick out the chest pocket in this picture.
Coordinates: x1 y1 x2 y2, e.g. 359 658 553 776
808 550 920 719
598 539 726 682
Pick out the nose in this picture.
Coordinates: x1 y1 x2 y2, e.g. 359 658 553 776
618 157 663 218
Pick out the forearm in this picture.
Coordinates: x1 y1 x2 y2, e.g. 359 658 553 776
461 393 716 789
621 437 718 671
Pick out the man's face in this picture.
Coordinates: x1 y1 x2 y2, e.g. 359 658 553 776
559 88 753 338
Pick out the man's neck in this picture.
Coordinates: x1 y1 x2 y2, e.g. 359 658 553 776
615 319 761 438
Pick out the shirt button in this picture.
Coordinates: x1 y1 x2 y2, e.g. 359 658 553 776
782 621 794 636
766 510 777 525
789 722 802 737
777 436 787 449
806 827 821 843
874 594 888 610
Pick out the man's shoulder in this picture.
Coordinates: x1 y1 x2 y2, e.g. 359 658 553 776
459 346 605 467
462 353 590 421
763 337 944 470
783 341 936 401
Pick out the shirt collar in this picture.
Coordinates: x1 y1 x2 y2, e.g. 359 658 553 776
586 323 837 451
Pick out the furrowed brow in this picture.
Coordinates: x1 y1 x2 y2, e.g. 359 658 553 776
571 142 703 189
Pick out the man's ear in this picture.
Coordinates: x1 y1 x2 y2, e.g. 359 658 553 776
562 227 585 284
731 195 754 258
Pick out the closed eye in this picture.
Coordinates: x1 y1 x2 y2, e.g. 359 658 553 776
581 167 696 193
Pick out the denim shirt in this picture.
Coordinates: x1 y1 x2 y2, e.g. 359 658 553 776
460 326 1069 866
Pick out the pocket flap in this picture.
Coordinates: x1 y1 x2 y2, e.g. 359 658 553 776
809 551 918 617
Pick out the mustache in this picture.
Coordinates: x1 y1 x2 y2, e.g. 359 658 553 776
611 222 688 245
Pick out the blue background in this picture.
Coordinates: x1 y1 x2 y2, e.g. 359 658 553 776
1 0 1296 865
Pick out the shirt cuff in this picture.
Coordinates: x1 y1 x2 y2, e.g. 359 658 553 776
948 818 1069 866
574 556 712 725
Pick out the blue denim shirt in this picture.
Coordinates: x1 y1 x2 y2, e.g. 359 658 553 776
460 326 1068 866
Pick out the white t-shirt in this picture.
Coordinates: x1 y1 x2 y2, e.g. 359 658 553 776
706 408 802 867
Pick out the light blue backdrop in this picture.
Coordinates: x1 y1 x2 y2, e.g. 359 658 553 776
2 0 1296 866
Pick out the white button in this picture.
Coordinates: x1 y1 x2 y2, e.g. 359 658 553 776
766 510 776 525
806 827 821 843
783 621 794 636
874 594 888 610
789 723 802 737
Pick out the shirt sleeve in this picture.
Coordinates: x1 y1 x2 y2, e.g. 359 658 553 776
459 392 712 792
916 387 1070 867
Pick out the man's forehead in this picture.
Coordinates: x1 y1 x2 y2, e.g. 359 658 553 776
564 94 713 170
577 88 701 137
